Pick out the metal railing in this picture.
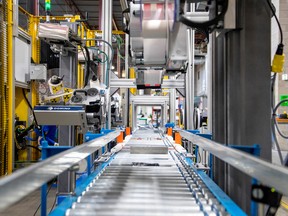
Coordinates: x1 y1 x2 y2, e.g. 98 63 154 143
0 130 120 211
179 130 288 196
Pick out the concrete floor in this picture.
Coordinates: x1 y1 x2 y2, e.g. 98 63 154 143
1 187 57 216
277 196 288 216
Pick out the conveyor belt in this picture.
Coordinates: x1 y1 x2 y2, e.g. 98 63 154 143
66 130 228 216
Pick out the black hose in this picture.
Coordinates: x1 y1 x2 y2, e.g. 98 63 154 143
272 98 288 140
273 99 288 115
26 145 42 152
22 88 39 127
122 7 130 14
266 0 283 44
271 118 284 165
193 108 199 129
84 46 92 86
271 99 288 165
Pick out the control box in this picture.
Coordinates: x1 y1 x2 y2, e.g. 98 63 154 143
30 64 47 80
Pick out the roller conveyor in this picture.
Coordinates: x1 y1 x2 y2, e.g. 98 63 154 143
65 130 228 216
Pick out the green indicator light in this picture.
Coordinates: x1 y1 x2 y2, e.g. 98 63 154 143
45 0 51 11
271 188 276 193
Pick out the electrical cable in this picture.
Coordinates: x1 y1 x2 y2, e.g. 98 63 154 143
267 0 285 73
270 3 285 162
22 88 39 127
271 73 277 91
265 206 271 216
271 99 288 165
49 195 57 214
89 47 109 63
266 0 283 44
270 72 284 165
82 39 114 64
274 117 288 139
26 144 42 152
14 125 26 150
273 113 288 140
271 73 277 114
79 46 97 86
269 0 286 164
84 46 92 86
81 39 114 87
271 118 284 165
33 179 56 216
273 99 288 116
25 137 38 142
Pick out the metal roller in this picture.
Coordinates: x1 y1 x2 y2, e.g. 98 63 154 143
66 129 228 216
66 209 206 216
71 203 201 212
77 197 197 205
90 179 189 186
86 186 191 193
81 190 194 198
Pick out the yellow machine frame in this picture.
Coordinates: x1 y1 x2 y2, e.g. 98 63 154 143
0 5 125 175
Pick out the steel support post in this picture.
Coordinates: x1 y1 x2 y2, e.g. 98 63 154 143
102 0 112 129
207 35 212 133
185 28 195 129
57 39 78 201
124 33 129 127
169 76 176 123
132 102 136 131
211 33 226 191
7 0 15 174
212 1 272 213
58 53 78 147
29 15 41 161
164 101 168 127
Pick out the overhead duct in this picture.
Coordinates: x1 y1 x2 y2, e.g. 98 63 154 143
130 2 167 66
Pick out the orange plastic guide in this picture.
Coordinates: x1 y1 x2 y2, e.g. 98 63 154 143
117 132 124 143
167 127 173 136
175 132 182 145
126 127 131 135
